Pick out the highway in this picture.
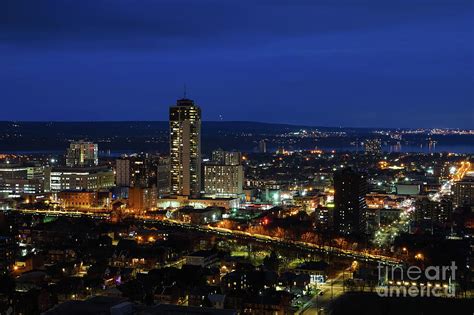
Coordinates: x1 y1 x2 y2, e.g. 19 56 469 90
452 161 471 181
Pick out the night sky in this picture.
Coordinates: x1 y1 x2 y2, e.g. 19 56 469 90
1 0 473 128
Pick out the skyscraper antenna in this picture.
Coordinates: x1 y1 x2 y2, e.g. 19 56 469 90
183 84 187 99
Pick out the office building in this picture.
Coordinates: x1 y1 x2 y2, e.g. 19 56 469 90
128 186 157 212
66 140 98 167
115 158 131 187
58 191 98 209
47 166 114 192
169 98 202 197
0 163 47 197
0 179 44 197
156 157 170 197
116 155 170 196
0 235 15 273
453 173 474 208
211 149 241 166
333 168 368 235
0 164 28 180
314 206 332 231
174 206 222 225
415 197 452 227
204 150 243 198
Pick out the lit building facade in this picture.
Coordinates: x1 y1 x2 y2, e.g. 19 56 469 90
0 235 15 273
364 138 382 155
58 191 97 209
333 168 368 235
0 163 47 197
0 179 44 197
414 197 452 227
66 140 98 167
169 98 201 197
211 149 241 166
128 186 157 211
204 165 243 198
58 190 112 209
47 167 114 192
204 150 243 198
453 175 474 208
116 155 169 193
115 158 131 187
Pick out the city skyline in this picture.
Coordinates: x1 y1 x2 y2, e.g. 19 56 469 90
1 2 473 314
1 0 473 128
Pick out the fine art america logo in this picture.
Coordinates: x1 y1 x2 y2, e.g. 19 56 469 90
377 262 457 297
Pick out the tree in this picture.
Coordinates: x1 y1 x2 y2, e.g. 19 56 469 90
119 279 145 302
263 251 280 272
0 274 15 297
273 227 286 239
301 232 317 244
247 225 266 235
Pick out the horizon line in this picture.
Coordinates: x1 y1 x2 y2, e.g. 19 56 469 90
0 120 472 131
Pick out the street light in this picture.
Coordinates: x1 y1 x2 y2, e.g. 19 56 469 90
402 247 408 257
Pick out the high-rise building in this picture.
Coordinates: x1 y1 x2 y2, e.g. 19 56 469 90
453 173 474 208
66 140 98 167
364 138 382 155
156 157 170 197
0 213 15 274
333 168 368 235
128 186 157 212
115 158 131 187
259 140 267 153
0 235 15 274
415 197 452 228
204 150 243 198
314 206 332 232
211 149 241 166
169 98 202 197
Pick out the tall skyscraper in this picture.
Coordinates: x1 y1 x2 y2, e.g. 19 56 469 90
333 168 368 235
66 140 98 167
169 98 202 197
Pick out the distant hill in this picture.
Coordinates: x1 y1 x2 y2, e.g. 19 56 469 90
0 121 472 154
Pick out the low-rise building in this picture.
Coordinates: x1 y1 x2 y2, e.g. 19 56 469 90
47 166 114 192
57 191 112 209
184 250 219 267
158 195 240 210
175 206 223 225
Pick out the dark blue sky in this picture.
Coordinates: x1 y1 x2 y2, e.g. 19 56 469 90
1 0 473 128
